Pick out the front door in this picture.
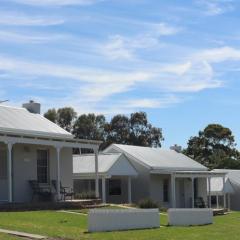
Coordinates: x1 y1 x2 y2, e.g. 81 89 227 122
178 179 185 208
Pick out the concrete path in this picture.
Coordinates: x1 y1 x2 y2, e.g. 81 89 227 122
0 228 47 239
58 210 87 216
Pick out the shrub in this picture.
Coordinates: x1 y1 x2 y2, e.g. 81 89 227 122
138 198 158 209
75 191 96 199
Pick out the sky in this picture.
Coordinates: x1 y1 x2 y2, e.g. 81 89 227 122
0 0 240 148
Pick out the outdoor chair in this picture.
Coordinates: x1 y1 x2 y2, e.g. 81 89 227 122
194 197 206 208
51 180 74 201
29 180 52 202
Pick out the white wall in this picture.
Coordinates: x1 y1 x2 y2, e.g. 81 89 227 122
88 209 160 232
12 143 73 202
168 208 213 226
150 174 171 208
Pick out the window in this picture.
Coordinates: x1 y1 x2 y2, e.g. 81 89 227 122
37 150 49 183
163 179 169 202
0 146 7 179
109 179 121 196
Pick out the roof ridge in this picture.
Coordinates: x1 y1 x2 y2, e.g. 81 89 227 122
73 152 121 157
0 104 27 111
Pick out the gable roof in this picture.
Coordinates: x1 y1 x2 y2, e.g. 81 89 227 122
104 144 207 171
73 153 138 178
0 105 73 139
210 169 240 194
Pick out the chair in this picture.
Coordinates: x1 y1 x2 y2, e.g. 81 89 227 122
51 180 74 201
195 197 206 208
29 180 52 201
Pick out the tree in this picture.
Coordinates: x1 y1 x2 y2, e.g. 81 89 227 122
105 114 130 147
44 107 164 149
73 114 106 141
184 124 240 169
44 108 57 123
105 112 163 148
57 107 77 132
129 112 163 147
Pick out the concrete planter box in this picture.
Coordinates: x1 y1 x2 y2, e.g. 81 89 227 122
168 208 213 226
88 208 160 232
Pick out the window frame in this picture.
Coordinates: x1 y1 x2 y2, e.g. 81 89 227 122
37 149 50 184
108 179 122 196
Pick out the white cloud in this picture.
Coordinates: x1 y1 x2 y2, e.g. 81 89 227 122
102 35 134 60
124 95 183 109
196 0 234 16
0 30 66 43
101 22 179 60
1 45 240 114
195 46 240 63
152 23 181 36
0 11 64 26
11 0 102 6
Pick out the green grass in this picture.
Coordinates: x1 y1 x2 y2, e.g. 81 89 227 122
0 233 22 240
0 210 239 240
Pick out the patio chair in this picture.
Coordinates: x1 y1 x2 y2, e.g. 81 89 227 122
51 180 74 201
29 180 52 202
194 197 206 208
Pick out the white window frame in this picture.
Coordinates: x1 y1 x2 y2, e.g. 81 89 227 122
37 149 50 184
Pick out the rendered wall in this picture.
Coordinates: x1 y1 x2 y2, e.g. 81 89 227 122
88 209 160 232
168 208 213 226
105 149 151 203
12 144 73 202
149 174 171 208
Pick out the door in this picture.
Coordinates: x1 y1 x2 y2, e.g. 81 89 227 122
178 179 185 208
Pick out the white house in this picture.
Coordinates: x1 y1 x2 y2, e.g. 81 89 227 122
210 169 240 210
73 153 138 203
0 101 101 203
99 144 225 208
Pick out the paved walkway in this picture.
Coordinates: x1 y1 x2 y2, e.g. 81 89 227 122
58 210 87 215
0 228 47 239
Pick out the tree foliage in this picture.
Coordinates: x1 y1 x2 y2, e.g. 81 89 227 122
44 108 57 123
57 107 77 132
73 114 106 141
44 108 164 150
184 124 240 169
44 107 77 132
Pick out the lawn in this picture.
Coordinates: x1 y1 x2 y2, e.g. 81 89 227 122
0 210 239 240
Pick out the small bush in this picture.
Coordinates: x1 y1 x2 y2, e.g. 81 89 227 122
138 198 158 209
75 191 96 199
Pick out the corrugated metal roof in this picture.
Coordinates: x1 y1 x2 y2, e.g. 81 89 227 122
210 169 240 194
73 153 120 174
73 153 138 176
0 105 72 138
104 144 207 171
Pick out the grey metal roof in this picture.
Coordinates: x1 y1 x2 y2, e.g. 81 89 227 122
0 105 72 139
210 169 240 194
104 144 207 171
73 153 138 177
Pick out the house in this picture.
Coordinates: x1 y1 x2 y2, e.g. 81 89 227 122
99 144 225 208
0 101 101 203
73 153 138 203
210 169 240 210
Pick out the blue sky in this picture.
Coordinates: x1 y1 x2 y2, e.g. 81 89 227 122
0 0 240 148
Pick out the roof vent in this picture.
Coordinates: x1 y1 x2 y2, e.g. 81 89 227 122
170 144 182 153
22 100 41 114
